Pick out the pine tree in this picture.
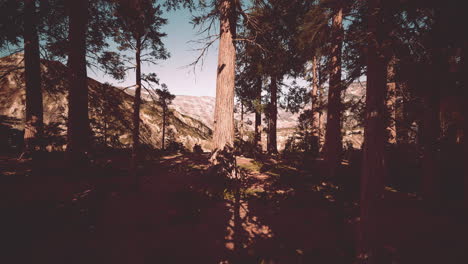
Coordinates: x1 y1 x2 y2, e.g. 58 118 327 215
111 0 169 183
23 0 44 156
155 84 175 150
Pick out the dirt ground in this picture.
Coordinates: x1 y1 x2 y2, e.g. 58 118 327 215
0 153 465 264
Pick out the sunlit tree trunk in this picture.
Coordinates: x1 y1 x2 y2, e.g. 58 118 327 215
359 0 387 262
311 56 320 153
324 8 343 177
131 36 142 183
267 75 278 154
23 0 43 155
254 77 262 150
311 56 320 137
212 0 236 154
240 100 244 139
67 0 89 166
386 58 397 144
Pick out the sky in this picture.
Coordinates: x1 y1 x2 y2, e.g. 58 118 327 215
88 8 219 97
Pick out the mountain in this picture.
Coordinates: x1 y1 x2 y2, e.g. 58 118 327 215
171 83 366 150
0 53 212 151
172 95 299 129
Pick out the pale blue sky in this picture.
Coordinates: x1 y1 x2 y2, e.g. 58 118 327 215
89 8 219 97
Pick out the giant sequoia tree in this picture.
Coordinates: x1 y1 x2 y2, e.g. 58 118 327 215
212 0 237 153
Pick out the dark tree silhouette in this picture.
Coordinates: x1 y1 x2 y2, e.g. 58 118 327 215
155 84 175 150
23 0 44 155
66 0 90 166
359 0 388 262
324 6 343 178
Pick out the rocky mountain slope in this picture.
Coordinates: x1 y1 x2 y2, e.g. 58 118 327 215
171 83 366 150
0 53 212 151
172 95 299 129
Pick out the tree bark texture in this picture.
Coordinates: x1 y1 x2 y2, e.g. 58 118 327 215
311 56 321 136
267 75 278 154
254 77 262 150
212 0 236 152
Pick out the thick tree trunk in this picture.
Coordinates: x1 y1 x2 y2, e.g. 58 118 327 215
359 1 387 262
67 0 89 166
324 8 343 177
162 107 166 150
131 37 142 182
212 0 236 153
254 77 262 150
23 0 43 155
267 75 278 154
421 10 444 204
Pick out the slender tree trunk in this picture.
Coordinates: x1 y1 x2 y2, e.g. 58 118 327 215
311 56 320 137
240 100 244 139
267 75 278 154
23 0 43 155
212 0 236 154
311 56 320 154
386 58 397 144
131 36 142 182
254 77 262 150
67 0 89 166
359 1 387 262
162 107 166 150
324 8 343 177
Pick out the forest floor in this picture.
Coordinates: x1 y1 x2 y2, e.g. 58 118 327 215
0 152 465 264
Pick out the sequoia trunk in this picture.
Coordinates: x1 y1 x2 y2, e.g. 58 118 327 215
212 0 236 152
